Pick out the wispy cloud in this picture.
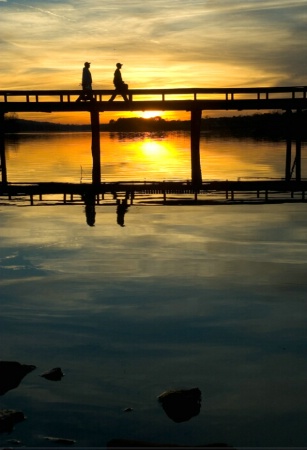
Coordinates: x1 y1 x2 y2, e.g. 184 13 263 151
1 0 307 91
13 1 74 21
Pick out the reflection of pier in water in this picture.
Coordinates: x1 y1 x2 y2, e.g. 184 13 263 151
1 180 307 206
1 87 307 200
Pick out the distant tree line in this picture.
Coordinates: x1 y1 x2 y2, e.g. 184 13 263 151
4 111 307 139
4 114 91 133
107 116 191 132
203 111 307 139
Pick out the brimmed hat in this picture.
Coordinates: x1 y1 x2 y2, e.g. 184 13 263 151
84 62 91 66
116 62 123 67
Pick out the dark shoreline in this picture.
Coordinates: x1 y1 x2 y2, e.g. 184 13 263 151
4 111 307 140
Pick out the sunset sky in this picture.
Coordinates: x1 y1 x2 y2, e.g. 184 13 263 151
1 0 307 123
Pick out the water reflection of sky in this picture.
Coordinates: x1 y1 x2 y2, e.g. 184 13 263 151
6 132 299 183
1 204 307 448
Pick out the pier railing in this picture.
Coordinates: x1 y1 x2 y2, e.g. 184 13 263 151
1 86 307 103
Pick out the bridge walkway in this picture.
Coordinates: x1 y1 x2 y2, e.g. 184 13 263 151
1 86 307 112
1 86 306 187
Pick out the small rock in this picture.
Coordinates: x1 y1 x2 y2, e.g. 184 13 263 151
0 409 25 433
40 367 64 381
0 361 36 396
6 439 22 445
158 387 202 423
123 407 133 412
44 436 76 445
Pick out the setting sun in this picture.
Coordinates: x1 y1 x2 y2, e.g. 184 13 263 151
141 111 164 119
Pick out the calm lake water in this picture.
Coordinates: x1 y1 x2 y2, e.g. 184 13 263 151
4 131 307 183
1 133 307 448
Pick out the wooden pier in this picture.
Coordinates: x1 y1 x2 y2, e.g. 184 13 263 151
1 86 307 202
1 180 307 207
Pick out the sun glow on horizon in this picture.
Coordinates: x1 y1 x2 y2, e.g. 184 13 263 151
141 111 164 119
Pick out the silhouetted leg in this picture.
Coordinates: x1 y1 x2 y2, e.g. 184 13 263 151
84 88 94 102
77 88 93 102
109 91 117 101
85 93 95 101
121 93 129 102
117 87 129 102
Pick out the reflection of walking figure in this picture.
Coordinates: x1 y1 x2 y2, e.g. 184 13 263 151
76 62 93 102
82 191 96 226
116 199 129 227
109 63 129 102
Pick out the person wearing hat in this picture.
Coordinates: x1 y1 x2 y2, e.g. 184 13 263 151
109 63 129 102
76 62 93 102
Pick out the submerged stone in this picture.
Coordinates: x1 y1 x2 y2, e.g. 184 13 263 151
0 409 25 433
108 438 233 448
6 438 22 445
40 367 65 381
0 361 36 396
44 436 76 445
123 407 133 412
158 387 202 423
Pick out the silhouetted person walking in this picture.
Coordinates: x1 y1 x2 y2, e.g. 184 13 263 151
109 63 129 102
76 62 93 102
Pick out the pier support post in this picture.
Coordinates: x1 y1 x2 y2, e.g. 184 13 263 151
296 140 301 182
90 109 101 185
295 110 302 182
285 140 292 182
190 109 202 187
285 110 292 182
0 112 8 185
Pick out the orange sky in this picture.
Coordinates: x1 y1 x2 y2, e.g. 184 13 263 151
1 0 307 124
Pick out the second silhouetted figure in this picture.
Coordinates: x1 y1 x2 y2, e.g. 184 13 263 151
109 63 129 102
76 62 93 102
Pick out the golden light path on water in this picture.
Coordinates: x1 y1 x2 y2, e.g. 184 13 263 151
4 132 292 184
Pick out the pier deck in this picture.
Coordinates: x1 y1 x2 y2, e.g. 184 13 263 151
1 86 307 113
1 86 307 190
1 180 307 206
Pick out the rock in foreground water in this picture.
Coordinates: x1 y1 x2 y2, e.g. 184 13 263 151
0 361 36 395
0 409 25 433
108 438 233 448
44 436 76 445
158 388 201 423
40 367 64 381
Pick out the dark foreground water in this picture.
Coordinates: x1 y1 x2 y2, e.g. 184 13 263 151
1 203 307 448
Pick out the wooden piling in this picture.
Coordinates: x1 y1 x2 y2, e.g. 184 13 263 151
296 139 301 182
285 110 293 182
90 109 101 185
285 139 292 181
0 113 8 184
295 110 303 182
190 109 202 187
